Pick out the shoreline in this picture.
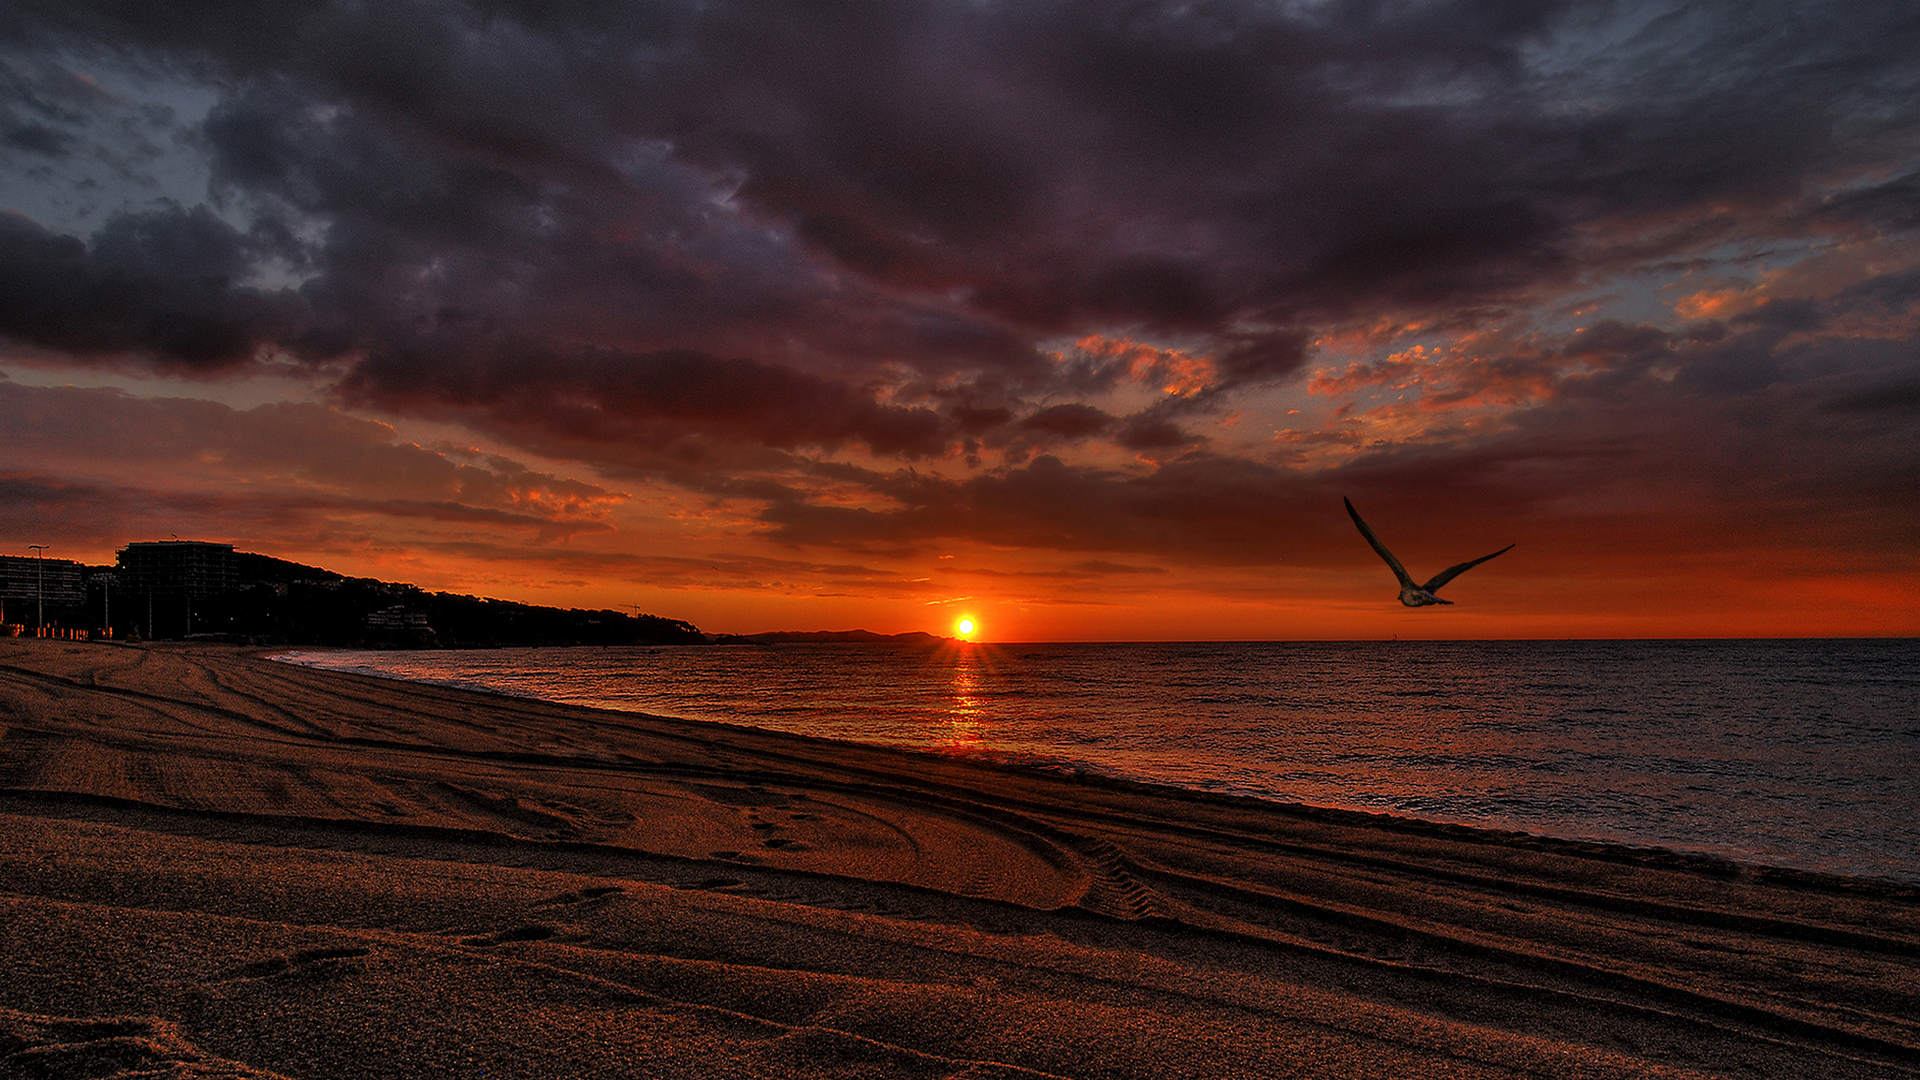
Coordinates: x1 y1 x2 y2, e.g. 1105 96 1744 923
257 644 1920 898
4 638 1917 1078
269 639 1920 891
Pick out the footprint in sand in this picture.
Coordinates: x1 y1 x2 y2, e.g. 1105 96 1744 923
0 1009 285 1079
222 946 372 982
460 924 556 947
678 877 743 891
533 885 625 908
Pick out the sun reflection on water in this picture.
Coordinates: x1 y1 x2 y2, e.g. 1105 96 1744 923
934 641 1008 756
940 642 982 752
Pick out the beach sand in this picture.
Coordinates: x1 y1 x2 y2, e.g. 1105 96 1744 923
1 640 1915 1079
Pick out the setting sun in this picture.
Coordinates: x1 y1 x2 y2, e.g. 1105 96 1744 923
957 618 975 638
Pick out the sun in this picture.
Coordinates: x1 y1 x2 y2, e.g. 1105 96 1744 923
956 618 976 638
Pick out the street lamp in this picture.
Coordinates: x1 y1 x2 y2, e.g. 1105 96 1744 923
26 544 46 632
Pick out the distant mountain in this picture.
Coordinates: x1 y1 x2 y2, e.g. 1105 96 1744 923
710 629 950 645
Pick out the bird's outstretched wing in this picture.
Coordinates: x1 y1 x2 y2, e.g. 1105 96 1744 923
1344 498 1417 591
1422 544 1515 594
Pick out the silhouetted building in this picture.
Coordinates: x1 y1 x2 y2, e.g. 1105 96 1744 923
116 541 238 596
366 604 438 647
1 554 84 625
114 540 243 639
365 605 431 631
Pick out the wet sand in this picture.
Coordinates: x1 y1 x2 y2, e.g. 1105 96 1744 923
1 639 1915 1079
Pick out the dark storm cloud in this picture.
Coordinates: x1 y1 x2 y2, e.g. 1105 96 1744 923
15 1 1920 322
340 336 953 458
0 206 302 367
0 47 116 135
3 121 70 155
1020 403 1112 439
2 0 1918 551
1114 411 1203 452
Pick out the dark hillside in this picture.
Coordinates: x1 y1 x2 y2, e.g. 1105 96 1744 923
75 551 703 648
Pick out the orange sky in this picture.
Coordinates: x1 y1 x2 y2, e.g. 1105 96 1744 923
5 354 1912 640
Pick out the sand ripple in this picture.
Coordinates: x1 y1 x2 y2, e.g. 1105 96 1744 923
2 640 1916 1079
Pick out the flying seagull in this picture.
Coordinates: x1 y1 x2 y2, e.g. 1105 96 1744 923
1344 497 1513 607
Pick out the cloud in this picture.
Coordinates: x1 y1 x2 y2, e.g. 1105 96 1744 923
1826 378 1920 415
745 276 1920 573
3 121 70 155
0 380 625 538
0 207 303 367
1020 403 1112 439
0 0 1917 631
9 1 1908 396
1114 413 1202 452
409 540 917 595
758 452 1339 564
339 336 956 460
0 467 621 565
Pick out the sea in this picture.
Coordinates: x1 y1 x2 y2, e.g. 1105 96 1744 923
274 638 1920 885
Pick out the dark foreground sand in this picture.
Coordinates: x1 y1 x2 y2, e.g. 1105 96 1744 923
1 641 1915 1079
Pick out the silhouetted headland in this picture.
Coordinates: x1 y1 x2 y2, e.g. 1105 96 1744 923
4 539 704 648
